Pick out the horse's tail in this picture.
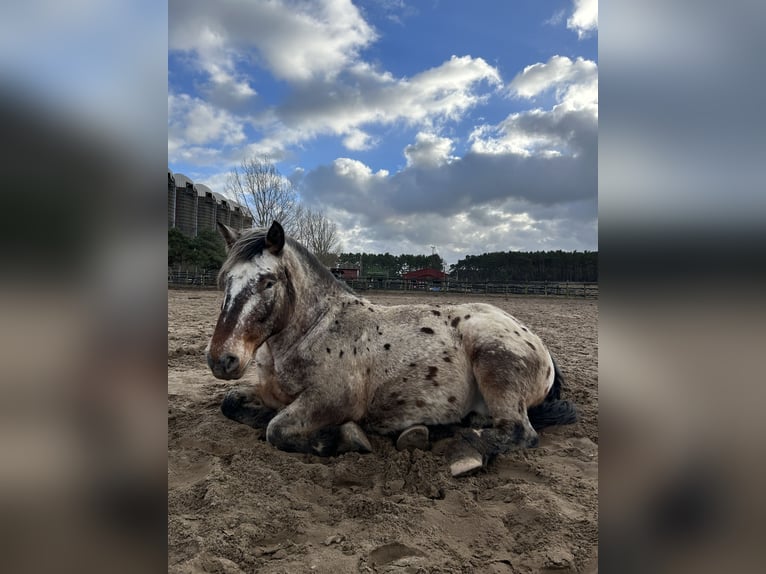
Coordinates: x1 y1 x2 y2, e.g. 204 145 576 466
528 356 579 430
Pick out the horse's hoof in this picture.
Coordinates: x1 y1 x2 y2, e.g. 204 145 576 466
339 421 372 453
396 425 430 451
449 439 485 477
221 388 247 418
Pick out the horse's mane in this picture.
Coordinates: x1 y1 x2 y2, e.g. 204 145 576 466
218 227 355 295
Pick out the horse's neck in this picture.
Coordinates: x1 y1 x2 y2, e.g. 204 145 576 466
272 254 345 347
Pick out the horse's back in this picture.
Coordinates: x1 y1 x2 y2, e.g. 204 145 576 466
362 301 554 432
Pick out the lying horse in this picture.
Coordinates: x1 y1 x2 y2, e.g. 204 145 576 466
207 221 577 475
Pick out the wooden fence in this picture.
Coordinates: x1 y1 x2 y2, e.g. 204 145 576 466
169 271 597 298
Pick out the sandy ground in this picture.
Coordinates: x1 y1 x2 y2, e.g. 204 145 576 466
168 289 598 573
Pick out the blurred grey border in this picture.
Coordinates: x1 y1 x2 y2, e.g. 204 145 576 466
0 1 764 573
600 1 766 573
0 2 168 573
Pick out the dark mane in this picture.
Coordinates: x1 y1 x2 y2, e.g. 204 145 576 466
284 237 357 294
218 227 355 295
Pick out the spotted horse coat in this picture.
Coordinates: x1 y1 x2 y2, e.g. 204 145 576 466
207 221 577 476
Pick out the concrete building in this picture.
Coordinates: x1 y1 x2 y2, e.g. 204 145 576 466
168 170 253 238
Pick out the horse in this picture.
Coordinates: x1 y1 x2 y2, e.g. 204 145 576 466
206 221 577 476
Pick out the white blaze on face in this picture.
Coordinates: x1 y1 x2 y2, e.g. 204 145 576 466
223 252 280 328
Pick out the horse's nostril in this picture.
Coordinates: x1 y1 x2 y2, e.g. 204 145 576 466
222 353 240 374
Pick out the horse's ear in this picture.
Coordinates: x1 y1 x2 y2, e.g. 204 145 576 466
265 221 285 254
217 222 240 250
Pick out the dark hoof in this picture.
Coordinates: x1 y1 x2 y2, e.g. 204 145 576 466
396 425 430 451
221 388 249 419
221 388 275 429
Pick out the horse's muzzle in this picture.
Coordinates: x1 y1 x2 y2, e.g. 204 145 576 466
207 352 242 380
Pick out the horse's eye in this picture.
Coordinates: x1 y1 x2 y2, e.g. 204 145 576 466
265 281 274 289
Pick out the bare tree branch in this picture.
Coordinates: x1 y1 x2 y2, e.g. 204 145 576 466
224 157 342 266
225 158 299 233
295 206 343 266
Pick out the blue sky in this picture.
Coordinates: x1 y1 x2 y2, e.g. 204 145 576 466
168 0 598 264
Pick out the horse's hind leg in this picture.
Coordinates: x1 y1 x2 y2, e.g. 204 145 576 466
220 386 277 430
461 347 542 463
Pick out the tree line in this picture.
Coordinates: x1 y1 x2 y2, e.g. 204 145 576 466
449 250 597 283
168 228 227 272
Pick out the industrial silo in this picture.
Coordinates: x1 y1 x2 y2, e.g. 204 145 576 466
216 195 231 225
229 205 244 231
173 173 197 238
196 184 217 233
168 170 176 228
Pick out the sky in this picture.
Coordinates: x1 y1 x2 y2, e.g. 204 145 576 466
168 0 598 265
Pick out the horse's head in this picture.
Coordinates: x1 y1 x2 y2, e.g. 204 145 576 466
207 221 293 380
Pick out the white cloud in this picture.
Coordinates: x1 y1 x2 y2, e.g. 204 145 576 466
333 157 389 181
169 0 502 162
342 128 376 151
277 55 502 144
567 0 598 39
169 0 376 83
404 132 456 167
509 55 597 105
302 132 596 223
168 93 246 161
471 56 597 157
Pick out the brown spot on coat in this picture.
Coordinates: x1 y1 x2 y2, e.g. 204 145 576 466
409 362 417 367
431 310 441 316
425 366 438 380
339 349 344 358
416 399 425 408
326 348 331 354
451 316 460 328
384 343 391 350
420 327 435 334
443 356 452 362
464 314 471 320
546 366 551 379
526 341 536 351
448 396 457 403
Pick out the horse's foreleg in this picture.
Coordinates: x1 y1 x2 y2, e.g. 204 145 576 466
265 394 372 456
220 386 277 429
